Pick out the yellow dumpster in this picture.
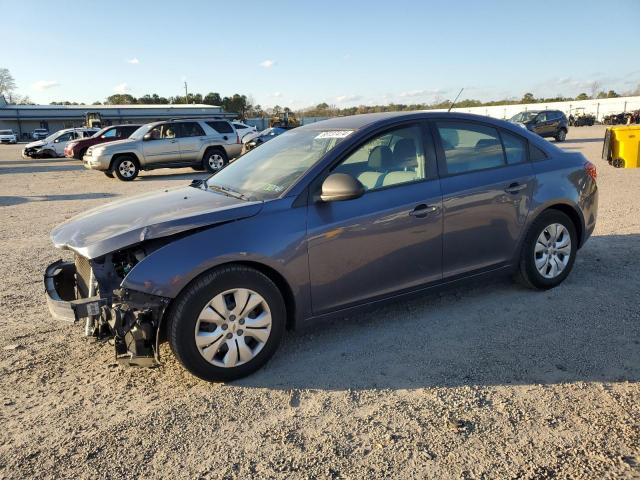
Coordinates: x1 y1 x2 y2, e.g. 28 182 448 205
602 125 640 168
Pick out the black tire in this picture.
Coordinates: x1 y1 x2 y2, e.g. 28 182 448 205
167 265 286 382
77 148 87 160
516 210 577 290
612 158 625 168
103 171 114 178
202 148 228 173
555 129 567 142
112 155 139 181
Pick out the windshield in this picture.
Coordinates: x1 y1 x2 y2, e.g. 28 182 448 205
510 111 538 122
129 124 153 140
91 126 110 138
207 128 353 201
43 131 67 142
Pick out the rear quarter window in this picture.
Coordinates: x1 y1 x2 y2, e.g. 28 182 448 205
530 144 548 161
206 121 234 134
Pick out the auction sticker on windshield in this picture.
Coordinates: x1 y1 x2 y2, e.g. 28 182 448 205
315 130 353 139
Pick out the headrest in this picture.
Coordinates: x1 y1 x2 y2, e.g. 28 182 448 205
368 145 393 170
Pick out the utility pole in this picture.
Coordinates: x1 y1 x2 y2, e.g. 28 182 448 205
184 81 188 103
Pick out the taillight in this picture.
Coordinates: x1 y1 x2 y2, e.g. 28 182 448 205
584 161 597 181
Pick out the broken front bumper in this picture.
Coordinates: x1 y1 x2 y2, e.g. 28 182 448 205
44 260 107 323
44 259 169 367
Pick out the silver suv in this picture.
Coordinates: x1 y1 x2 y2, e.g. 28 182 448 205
83 119 242 180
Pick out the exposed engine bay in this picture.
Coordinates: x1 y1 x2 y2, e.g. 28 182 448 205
45 244 170 367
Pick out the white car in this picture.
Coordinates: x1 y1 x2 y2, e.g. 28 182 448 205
32 128 49 140
232 121 257 140
22 127 99 158
0 129 17 144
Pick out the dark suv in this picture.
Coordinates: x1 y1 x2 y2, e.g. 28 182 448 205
510 110 569 142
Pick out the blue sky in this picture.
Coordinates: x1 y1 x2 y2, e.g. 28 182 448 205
2 0 639 108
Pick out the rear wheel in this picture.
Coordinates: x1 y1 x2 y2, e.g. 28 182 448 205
113 155 139 181
516 210 577 290
203 148 228 173
612 158 625 168
167 265 286 381
555 129 567 142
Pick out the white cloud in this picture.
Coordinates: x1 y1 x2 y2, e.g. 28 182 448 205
32 80 60 91
272 92 282 98
126 57 140 64
113 82 131 94
335 94 363 103
259 59 275 68
398 88 446 98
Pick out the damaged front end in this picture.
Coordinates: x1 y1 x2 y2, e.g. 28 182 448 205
44 248 169 367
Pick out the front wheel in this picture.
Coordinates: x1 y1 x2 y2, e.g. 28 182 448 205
167 265 286 381
555 129 567 142
203 149 228 173
516 210 577 290
113 155 139 181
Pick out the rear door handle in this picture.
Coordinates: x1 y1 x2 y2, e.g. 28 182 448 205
410 204 438 218
504 182 527 194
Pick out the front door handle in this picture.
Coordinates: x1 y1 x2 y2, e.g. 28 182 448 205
505 182 527 194
410 204 438 218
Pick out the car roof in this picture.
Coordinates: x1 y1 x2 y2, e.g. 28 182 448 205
296 111 525 131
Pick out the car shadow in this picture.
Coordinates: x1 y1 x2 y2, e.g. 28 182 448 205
234 233 640 391
563 137 603 144
0 158 74 166
0 192 119 207
0 164 83 175
137 171 209 182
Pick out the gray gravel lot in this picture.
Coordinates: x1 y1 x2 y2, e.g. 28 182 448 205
0 126 638 479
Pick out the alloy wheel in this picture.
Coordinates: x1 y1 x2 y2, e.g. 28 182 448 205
194 288 272 368
118 160 137 178
534 223 572 279
208 153 225 171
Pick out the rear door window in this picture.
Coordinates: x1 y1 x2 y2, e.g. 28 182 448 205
436 122 506 175
206 121 234 134
179 122 205 137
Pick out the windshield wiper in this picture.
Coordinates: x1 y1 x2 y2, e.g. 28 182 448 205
208 184 250 201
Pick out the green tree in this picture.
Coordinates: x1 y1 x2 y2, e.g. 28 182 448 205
607 90 620 98
203 92 223 105
105 94 137 104
575 93 589 101
521 92 535 104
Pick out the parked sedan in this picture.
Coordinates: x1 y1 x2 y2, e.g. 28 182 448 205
44 112 598 381
0 129 17 144
64 124 141 159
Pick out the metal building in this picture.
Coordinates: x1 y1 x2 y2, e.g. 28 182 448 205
0 98 234 140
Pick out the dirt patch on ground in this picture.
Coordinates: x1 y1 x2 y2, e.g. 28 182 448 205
0 126 638 479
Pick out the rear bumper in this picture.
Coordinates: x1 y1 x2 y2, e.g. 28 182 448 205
44 260 106 322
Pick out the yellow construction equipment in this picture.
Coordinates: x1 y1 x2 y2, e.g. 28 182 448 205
602 125 640 168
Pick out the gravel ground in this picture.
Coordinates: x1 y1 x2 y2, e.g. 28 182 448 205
0 126 638 479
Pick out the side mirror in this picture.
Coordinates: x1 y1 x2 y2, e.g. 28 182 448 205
143 132 153 141
320 173 365 202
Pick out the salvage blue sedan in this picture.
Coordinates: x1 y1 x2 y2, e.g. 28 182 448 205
45 112 598 381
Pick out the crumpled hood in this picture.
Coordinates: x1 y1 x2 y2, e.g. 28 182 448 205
51 185 263 258
25 140 46 148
